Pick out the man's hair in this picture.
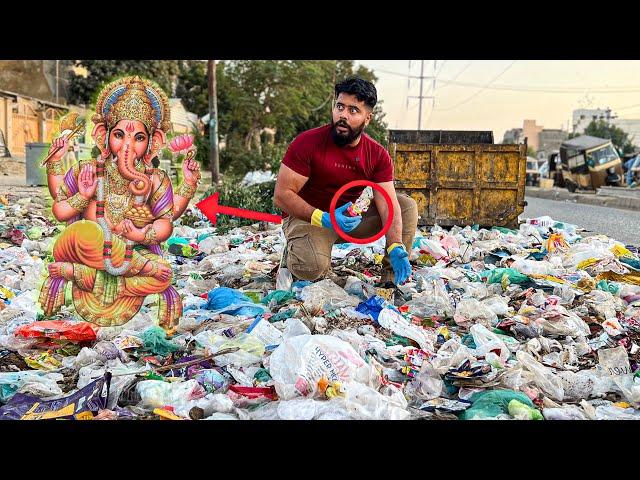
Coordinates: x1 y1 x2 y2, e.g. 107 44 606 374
334 77 377 110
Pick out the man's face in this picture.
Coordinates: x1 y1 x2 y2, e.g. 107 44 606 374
331 92 372 146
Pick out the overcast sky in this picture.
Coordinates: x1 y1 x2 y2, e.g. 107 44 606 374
355 60 640 139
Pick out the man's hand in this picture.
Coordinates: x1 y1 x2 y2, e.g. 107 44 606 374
311 202 361 232
388 243 411 285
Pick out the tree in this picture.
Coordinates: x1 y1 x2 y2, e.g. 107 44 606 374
175 60 209 117
214 60 389 150
526 146 537 158
581 120 635 154
68 60 180 106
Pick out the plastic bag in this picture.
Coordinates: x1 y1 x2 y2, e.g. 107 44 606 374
343 382 410 420
508 399 543 420
136 379 207 411
204 287 267 317
141 326 180 356
454 298 498 327
246 317 284 346
516 350 564 401
14 320 97 342
275 267 293 292
598 346 640 403
377 308 434 352
404 278 454 318
511 258 559 276
469 324 510 362
0 371 63 402
459 389 535 420
269 334 376 400
481 268 529 285
0 373 110 420
300 279 360 313
543 406 588 420
407 361 444 400
194 332 265 367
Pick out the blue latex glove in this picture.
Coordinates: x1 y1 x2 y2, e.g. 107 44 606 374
312 202 361 233
388 243 411 285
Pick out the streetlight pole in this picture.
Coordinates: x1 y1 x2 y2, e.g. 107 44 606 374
208 60 220 185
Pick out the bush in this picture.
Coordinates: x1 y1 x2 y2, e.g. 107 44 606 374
199 176 278 233
218 142 288 177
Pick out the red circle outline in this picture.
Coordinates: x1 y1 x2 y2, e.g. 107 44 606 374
329 180 394 244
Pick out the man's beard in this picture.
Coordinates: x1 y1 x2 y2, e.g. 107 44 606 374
331 119 365 147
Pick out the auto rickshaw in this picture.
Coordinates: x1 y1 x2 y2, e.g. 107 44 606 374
558 135 624 192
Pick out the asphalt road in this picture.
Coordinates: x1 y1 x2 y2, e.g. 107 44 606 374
522 196 640 246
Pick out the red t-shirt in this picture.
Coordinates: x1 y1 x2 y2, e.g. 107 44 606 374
281 124 393 214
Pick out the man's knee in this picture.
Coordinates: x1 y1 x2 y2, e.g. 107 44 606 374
397 193 419 224
287 258 330 281
285 238 331 281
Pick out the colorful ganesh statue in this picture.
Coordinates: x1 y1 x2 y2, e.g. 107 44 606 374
39 76 201 330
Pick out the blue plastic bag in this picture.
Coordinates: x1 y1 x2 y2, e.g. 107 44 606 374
355 295 389 322
205 287 267 317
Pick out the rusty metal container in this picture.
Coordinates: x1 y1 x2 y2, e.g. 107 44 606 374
389 130 527 229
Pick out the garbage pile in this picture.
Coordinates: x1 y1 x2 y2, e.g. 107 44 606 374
2 196 640 420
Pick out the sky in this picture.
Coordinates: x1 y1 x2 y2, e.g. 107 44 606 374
355 60 640 140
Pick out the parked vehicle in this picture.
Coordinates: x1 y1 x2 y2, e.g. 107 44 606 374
559 135 624 192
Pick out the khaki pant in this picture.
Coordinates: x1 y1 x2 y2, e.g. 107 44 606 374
282 193 419 282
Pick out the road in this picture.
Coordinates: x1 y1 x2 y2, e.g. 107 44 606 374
522 196 640 246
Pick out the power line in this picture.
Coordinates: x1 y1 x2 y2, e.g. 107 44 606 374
438 61 472 86
371 64 640 93
436 60 517 111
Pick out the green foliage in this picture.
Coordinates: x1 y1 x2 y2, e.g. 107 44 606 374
175 60 209 117
526 146 537 157
583 120 635 154
68 60 181 106
199 177 278 233
68 59 390 177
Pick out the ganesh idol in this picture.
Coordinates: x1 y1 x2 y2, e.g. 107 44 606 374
39 76 201 330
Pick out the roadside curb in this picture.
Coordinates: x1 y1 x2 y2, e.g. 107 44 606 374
525 187 640 212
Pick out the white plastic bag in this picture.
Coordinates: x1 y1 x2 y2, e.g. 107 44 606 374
469 324 510 362
377 308 434 352
269 334 376 400
454 298 498 327
516 350 565 401
300 279 359 313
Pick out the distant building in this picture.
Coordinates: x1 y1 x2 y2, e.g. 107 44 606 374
523 120 544 152
169 98 201 134
572 108 640 149
611 118 640 149
502 128 523 144
538 128 568 159
502 120 568 156
572 108 615 134
0 60 73 104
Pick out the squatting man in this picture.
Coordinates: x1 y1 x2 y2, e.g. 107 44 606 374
274 77 418 286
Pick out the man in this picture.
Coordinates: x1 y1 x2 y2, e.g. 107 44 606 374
274 77 418 285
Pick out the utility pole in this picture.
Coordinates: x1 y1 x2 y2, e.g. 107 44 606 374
208 60 220 186
408 60 436 130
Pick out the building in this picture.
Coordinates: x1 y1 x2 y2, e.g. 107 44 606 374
503 120 568 156
502 128 523 144
169 99 201 134
523 120 544 152
572 108 615 134
611 118 640 150
0 60 74 104
538 128 568 159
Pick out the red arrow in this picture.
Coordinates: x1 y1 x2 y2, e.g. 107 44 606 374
196 192 282 226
